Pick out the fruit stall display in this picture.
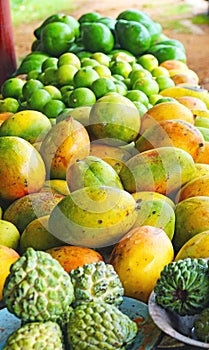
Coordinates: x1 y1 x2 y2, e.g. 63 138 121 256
1 7 209 349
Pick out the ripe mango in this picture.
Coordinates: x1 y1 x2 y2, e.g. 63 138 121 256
132 199 175 240
3 191 64 232
173 196 209 252
119 146 196 195
135 119 205 161
175 230 209 260
132 191 175 209
40 117 90 179
109 225 174 303
48 186 138 248
66 155 123 192
161 86 209 109
176 175 209 202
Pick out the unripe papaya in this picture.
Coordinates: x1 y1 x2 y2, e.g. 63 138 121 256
119 146 196 195
66 155 123 192
48 186 138 248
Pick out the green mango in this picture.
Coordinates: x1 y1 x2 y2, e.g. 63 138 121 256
66 155 124 192
48 186 138 248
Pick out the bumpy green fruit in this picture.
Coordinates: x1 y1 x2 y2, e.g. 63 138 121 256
3 321 65 350
66 301 138 349
70 261 124 307
154 258 209 316
3 247 74 323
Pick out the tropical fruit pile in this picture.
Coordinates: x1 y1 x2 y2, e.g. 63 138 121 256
1 7 209 347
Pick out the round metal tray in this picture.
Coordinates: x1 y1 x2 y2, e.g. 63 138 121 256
148 291 209 349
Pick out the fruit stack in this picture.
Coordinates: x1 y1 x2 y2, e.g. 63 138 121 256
1 7 209 347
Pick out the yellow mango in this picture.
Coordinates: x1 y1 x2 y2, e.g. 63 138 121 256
175 230 209 260
109 225 174 303
132 191 175 209
48 186 138 248
176 175 209 202
161 86 209 109
135 119 204 161
173 196 209 253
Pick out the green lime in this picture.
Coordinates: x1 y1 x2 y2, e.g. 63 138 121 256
67 87 96 108
93 65 112 78
151 66 170 77
78 12 102 24
58 52 81 69
91 77 116 99
61 90 73 105
27 88 52 112
133 101 148 117
137 54 159 71
111 51 136 64
43 99 66 118
114 80 128 96
155 76 175 91
43 85 62 100
57 64 78 86
73 66 100 88
110 60 132 78
41 22 75 57
60 85 74 95
0 97 19 113
43 67 58 85
26 70 40 80
1 77 25 99
16 54 49 75
81 22 114 54
132 77 159 96
148 94 163 105
41 57 58 71
126 89 149 107
22 79 44 100
91 52 111 66
154 97 177 105
129 68 152 86
81 58 100 67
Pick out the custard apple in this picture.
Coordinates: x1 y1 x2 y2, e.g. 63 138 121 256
69 261 124 307
3 321 65 349
3 247 74 323
193 307 209 342
154 258 209 316
66 301 138 349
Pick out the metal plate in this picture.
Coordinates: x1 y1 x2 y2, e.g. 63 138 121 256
148 291 209 349
0 296 161 350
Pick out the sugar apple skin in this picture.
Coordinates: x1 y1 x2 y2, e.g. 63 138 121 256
154 258 209 316
66 301 138 349
69 261 124 307
3 321 65 350
193 307 209 342
3 247 74 323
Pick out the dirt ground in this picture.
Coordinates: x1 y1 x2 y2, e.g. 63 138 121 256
13 0 209 90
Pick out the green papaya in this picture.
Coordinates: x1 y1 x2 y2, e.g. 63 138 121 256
119 147 196 195
115 19 151 56
80 22 114 54
48 186 138 248
66 155 123 192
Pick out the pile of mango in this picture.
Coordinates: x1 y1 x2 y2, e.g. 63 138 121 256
1 8 209 305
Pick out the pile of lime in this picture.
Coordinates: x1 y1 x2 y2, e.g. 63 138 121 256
0 9 187 119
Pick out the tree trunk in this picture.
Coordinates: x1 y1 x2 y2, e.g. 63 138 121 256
0 0 17 87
